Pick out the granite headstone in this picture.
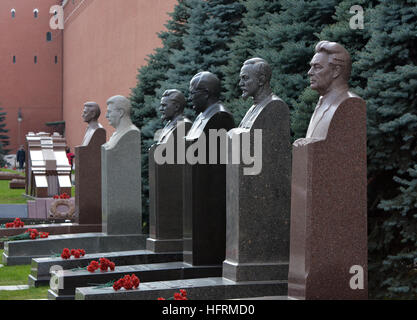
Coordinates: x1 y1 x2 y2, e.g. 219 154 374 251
288 41 367 299
101 95 142 235
75 102 106 226
183 72 235 266
223 58 291 282
147 90 192 252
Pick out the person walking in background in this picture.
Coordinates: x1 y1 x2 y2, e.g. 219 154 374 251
16 145 25 170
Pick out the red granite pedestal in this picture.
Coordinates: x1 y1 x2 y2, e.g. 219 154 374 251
288 97 368 299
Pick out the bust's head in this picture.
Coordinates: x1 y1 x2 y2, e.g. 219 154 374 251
239 58 272 100
159 89 186 122
308 41 351 96
82 102 101 124
105 95 131 129
189 71 221 113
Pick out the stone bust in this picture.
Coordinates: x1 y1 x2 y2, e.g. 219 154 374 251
294 40 357 146
81 102 104 146
186 71 228 140
103 95 139 149
238 57 277 129
156 89 191 144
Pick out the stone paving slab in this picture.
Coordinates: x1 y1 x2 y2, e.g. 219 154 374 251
0 285 30 291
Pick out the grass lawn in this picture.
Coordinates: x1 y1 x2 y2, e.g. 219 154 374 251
0 169 27 204
0 180 27 204
0 249 49 300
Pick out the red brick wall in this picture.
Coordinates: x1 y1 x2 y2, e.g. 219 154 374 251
62 0 177 148
0 0 63 153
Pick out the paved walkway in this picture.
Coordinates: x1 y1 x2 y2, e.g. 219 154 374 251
0 204 27 218
0 285 29 291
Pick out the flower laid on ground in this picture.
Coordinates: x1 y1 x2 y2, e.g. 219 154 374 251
87 258 115 273
113 274 140 291
0 228 48 242
157 289 188 300
61 248 86 260
25 229 49 240
53 192 70 199
4 218 24 228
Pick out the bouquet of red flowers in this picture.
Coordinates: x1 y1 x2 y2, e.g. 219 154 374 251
113 274 140 291
53 192 70 199
87 258 115 273
61 248 86 259
4 218 24 228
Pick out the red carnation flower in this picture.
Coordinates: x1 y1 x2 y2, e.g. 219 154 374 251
30 233 36 239
131 274 140 289
73 250 81 258
157 297 166 300
180 289 187 298
87 265 96 273
109 262 115 271
79 249 86 256
90 260 99 269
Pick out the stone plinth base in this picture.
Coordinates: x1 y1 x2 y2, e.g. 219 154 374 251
2 232 147 266
28 250 182 287
75 277 287 300
49 262 222 300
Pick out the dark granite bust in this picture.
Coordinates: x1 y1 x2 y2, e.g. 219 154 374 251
81 102 104 146
238 57 285 130
186 71 234 141
156 89 192 144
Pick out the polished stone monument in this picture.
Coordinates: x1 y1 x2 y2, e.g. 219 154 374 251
74 65 291 300
101 95 142 235
75 102 106 226
147 89 192 252
288 41 368 299
4 96 146 268
223 58 291 283
183 71 235 266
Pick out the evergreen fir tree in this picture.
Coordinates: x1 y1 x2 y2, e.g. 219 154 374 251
292 0 377 139
129 0 191 230
225 0 339 139
354 0 417 299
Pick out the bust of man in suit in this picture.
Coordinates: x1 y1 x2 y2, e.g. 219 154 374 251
156 89 191 144
103 95 139 149
238 57 280 129
294 41 357 146
186 71 233 140
81 102 104 146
